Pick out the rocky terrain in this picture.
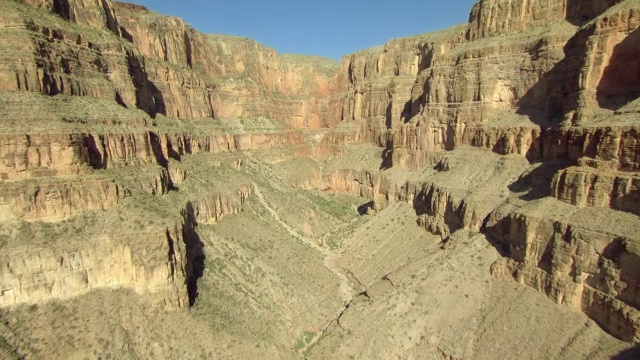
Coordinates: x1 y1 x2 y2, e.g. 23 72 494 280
0 0 639 358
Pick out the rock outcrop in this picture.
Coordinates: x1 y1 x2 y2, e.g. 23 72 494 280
0 185 251 307
485 199 640 342
552 165 640 214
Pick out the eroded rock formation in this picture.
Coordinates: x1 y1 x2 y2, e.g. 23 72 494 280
0 0 639 350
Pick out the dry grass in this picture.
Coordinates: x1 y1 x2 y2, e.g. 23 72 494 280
0 91 151 133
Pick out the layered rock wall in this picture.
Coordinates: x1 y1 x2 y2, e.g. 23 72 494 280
0 166 173 221
337 0 640 170
314 169 483 237
0 234 188 308
324 2 640 342
485 201 640 342
552 166 640 214
21 0 121 34
114 2 344 127
1 0 639 344
0 186 252 308
0 133 90 180
0 129 307 180
0 0 344 128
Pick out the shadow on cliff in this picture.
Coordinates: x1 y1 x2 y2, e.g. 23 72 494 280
385 103 393 129
565 0 624 26
126 51 166 118
380 138 394 170
81 134 108 169
148 131 170 168
52 0 71 21
358 201 375 215
516 26 594 128
379 103 395 170
587 238 640 317
518 4 638 126
413 186 464 237
508 159 572 201
120 26 135 43
596 28 640 110
613 188 640 216
183 202 205 307
612 345 640 360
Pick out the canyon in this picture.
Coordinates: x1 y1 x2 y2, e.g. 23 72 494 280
0 0 639 358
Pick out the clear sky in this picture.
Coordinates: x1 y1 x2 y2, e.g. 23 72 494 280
127 0 479 60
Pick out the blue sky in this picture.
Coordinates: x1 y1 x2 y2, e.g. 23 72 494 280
128 0 479 60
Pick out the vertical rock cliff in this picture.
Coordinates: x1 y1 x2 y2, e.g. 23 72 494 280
334 0 640 342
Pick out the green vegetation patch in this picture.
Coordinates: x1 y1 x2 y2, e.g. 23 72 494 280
294 330 322 353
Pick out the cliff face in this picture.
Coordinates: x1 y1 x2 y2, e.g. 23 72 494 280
485 198 640 342
0 185 251 308
20 0 121 34
331 0 640 342
339 0 640 168
0 0 343 129
466 0 624 40
113 2 344 128
0 0 639 347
